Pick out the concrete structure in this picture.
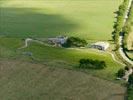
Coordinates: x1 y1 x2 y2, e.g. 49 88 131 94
123 68 133 82
91 42 109 50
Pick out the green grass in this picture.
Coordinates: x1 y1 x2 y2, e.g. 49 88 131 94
0 0 125 85
23 43 124 80
126 5 133 59
126 26 133 59
0 59 125 100
0 1 126 99
0 0 124 80
0 0 121 40
127 85 133 100
126 51 133 60
0 37 124 81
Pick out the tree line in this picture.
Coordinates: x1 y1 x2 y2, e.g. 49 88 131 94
112 0 129 49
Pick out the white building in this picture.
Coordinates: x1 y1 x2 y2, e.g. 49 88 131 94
91 42 109 50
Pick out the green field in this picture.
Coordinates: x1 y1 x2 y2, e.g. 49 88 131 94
0 0 121 40
0 0 124 79
126 29 133 59
126 5 133 59
0 59 125 100
0 37 124 80
0 0 126 99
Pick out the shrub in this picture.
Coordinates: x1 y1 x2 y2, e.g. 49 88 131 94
125 66 130 71
128 73 133 85
62 37 87 47
117 68 125 78
78 59 106 69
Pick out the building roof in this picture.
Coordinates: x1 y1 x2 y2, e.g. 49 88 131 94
92 42 109 48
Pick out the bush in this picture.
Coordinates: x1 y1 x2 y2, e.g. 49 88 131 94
117 68 125 78
128 73 133 85
125 66 130 71
127 73 133 100
78 59 106 69
62 37 87 47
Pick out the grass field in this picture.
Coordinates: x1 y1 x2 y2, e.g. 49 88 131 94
127 30 133 59
126 7 133 59
0 0 121 40
127 27 133 50
0 37 125 81
0 1 126 99
0 59 125 100
0 0 124 80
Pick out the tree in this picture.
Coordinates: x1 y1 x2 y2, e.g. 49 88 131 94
125 66 130 71
78 59 106 69
128 73 133 85
117 68 125 78
62 37 87 47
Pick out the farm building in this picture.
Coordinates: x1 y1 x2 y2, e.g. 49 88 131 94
48 36 67 46
91 42 109 50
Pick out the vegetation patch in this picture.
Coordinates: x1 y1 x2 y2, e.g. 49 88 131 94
112 0 128 49
116 67 133 100
127 85 133 100
62 37 87 47
127 73 133 100
78 59 106 69
117 68 126 78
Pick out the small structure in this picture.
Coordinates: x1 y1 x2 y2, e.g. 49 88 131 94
48 36 67 46
22 52 33 56
123 68 133 82
91 42 109 50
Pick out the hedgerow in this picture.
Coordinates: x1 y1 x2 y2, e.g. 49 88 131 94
112 0 129 49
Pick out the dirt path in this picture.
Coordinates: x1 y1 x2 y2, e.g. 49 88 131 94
107 52 125 66
18 38 50 49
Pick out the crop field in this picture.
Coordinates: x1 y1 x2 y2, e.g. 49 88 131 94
0 0 121 40
0 59 125 100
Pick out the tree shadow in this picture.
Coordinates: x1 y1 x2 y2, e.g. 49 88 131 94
0 7 78 38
